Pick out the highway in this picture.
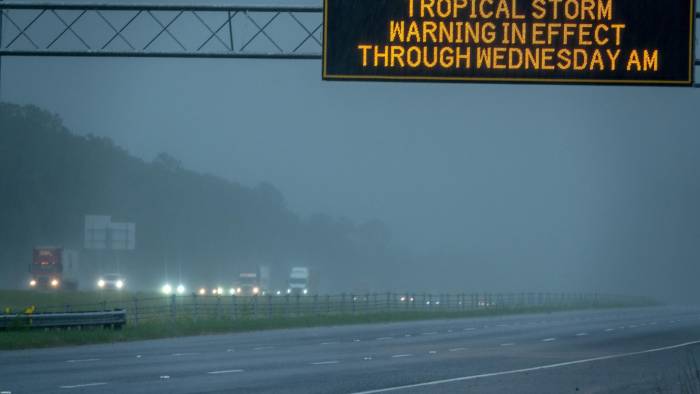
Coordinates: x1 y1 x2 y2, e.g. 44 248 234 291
2 306 700 393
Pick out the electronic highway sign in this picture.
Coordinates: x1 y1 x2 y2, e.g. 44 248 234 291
322 0 696 85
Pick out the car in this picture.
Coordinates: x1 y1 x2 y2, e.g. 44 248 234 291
97 273 126 290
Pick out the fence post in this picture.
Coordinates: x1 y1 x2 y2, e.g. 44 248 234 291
133 297 139 325
295 294 300 316
285 294 290 317
326 294 330 315
341 293 346 314
193 293 198 322
366 293 370 314
170 294 176 320
267 294 272 319
314 294 319 317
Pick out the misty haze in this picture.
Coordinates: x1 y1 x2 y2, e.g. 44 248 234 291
1 0 699 393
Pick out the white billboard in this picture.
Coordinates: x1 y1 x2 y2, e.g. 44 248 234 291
84 215 136 250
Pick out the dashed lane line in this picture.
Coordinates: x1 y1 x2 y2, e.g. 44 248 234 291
59 383 107 389
66 358 100 363
208 369 244 375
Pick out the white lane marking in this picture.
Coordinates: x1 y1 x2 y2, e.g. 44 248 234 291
353 339 361 342
376 337 393 341
542 338 557 342
66 358 100 363
1 390 11 393
311 360 339 365
363 356 373 361
321 342 339 345
605 328 615 332
349 340 700 394
404 334 412 337
60 382 107 389
392 354 412 358
253 346 273 351
422 332 437 335
500 343 515 347
449 347 467 352
208 369 244 375
160 376 170 380
136 355 143 358
463 328 476 331
428 350 437 354
576 333 588 337
172 352 199 357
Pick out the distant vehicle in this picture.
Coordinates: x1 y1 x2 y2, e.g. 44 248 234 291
287 267 316 295
235 266 271 296
97 273 126 290
29 247 79 290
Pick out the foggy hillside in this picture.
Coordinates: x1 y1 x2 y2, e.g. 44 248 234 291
0 103 395 291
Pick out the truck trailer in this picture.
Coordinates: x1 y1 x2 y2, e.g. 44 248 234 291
29 247 79 290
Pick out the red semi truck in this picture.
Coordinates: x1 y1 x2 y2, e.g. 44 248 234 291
28 247 79 290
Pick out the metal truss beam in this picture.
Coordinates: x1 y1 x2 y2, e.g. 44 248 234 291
0 2 323 59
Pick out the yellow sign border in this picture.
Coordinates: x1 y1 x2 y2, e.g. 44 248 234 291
322 0 695 86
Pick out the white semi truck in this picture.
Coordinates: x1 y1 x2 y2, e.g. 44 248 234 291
287 267 316 295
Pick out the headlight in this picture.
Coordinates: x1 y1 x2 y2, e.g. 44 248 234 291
252 286 260 295
115 280 124 289
176 284 185 294
216 287 223 295
50 279 59 287
275 290 281 295
198 287 206 295
286 288 292 294
161 284 172 295
29 279 37 287
302 289 308 295
229 288 236 295
97 279 105 288
236 287 242 294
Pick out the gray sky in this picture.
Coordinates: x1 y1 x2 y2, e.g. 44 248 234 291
2 0 700 298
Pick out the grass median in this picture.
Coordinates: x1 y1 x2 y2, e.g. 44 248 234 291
0 302 656 350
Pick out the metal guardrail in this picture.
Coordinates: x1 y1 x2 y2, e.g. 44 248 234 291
0 310 126 330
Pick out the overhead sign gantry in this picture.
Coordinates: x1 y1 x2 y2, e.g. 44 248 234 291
0 1 698 86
